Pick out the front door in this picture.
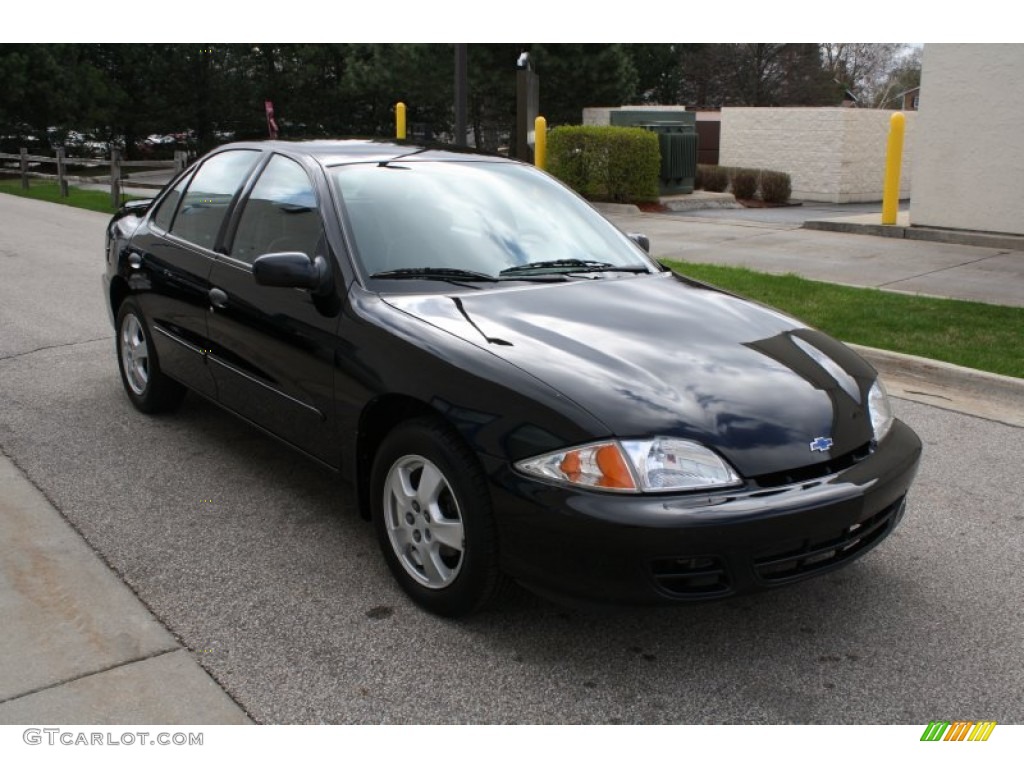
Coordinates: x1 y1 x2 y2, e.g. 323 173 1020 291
205 154 340 465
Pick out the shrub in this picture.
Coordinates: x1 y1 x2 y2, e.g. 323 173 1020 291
760 170 792 204
697 164 728 192
547 126 660 203
730 168 759 200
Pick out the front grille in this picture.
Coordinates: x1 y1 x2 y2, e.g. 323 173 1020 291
651 555 731 598
750 442 873 489
753 496 905 583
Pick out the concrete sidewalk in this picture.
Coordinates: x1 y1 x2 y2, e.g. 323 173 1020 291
598 205 1024 309
0 453 251 724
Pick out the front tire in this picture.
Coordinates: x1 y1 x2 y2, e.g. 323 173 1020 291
371 418 501 617
115 298 186 413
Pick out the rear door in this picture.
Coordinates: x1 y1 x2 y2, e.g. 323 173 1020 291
205 153 341 465
128 149 261 398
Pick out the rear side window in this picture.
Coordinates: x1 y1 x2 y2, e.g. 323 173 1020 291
231 154 322 264
170 150 259 251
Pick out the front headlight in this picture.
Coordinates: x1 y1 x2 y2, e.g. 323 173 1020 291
515 437 741 494
868 379 894 442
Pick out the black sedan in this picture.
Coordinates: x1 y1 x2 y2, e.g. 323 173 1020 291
103 139 922 616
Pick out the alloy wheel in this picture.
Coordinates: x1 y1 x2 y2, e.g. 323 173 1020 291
120 313 149 395
382 454 466 589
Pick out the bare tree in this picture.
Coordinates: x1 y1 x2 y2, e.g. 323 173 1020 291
872 47 923 109
820 43 916 106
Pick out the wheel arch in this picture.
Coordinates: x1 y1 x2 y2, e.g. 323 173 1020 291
355 394 476 521
109 275 131 321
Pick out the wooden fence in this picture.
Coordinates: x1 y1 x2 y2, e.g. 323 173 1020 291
0 148 187 207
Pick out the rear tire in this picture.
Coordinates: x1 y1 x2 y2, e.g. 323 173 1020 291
115 298 186 414
371 418 501 617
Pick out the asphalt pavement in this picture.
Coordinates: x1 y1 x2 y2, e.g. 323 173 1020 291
0 191 1022 724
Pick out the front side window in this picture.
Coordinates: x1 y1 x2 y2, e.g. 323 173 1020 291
170 150 259 251
151 170 193 232
231 154 322 264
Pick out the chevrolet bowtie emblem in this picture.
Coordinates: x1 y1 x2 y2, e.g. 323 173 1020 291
810 436 834 452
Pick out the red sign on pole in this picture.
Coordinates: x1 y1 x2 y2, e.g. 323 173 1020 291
265 100 279 139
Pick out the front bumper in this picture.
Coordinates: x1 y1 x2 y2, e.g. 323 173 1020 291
488 420 922 605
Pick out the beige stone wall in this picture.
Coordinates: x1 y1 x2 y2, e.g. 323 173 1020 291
912 44 1024 235
582 107 612 126
720 107 914 203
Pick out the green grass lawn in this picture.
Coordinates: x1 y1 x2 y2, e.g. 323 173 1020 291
663 260 1023 379
0 179 136 214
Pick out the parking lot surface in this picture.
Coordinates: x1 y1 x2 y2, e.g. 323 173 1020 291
1 195 1022 723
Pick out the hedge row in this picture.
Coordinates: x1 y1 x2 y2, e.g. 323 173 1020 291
695 164 793 204
547 126 660 204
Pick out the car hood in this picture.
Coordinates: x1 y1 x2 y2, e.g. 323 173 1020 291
383 272 878 478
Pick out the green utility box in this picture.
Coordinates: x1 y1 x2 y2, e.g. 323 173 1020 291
610 110 697 195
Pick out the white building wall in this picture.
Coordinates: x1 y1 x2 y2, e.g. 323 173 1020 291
720 107 914 203
912 44 1024 235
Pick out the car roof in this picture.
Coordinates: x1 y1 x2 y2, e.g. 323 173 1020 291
217 139 519 168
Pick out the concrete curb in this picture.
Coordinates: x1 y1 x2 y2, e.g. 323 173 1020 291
663 197 744 212
851 343 1024 427
592 202 641 215
593 192 744 217
662 191 743 212
804 219 1024 251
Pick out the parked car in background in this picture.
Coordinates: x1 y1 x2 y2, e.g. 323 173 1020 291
103 139 922 616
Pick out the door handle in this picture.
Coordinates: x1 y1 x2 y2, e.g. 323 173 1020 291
208 287 229 310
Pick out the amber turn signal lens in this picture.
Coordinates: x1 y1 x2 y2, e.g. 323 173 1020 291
595 445 635 489
548 443 636 491
559 451 581 480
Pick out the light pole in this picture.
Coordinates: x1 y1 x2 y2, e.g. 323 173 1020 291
454 44 468 146
515 51 539 162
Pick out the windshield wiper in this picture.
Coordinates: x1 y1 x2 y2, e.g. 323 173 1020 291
499 259 650 276
370 267 567 284
370 267 499 282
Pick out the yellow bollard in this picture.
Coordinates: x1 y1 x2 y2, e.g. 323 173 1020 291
882 112 906 225
534 115 547 170
395 102 407 141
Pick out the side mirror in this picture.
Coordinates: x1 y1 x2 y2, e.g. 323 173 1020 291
627 232 650 253
253 252 330 294
120 198 155 215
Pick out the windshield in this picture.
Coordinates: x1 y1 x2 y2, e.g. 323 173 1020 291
329 160 656 281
